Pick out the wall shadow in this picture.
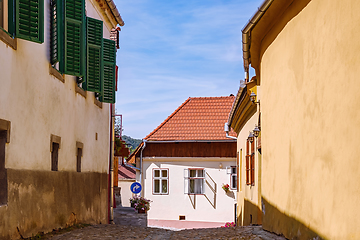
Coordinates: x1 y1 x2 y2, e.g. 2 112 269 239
262 197 325 240
243 199 262 226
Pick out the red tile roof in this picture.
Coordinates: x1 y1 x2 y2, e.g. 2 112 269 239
118 165 136 179
145 96 237 141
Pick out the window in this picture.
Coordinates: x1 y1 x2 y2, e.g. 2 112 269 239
153 169 168 194
237 151 240 191
246 139 255 185
50 134 61 171
0 0 3 28
8 0 44 43
0 119 10 206
50 0 117 103
51 142 59 171
230 166 237 190
100 38 116 103
184 168 205 195
50 0 86 76
76 141 83 172
0 131 7 205
85 17 103 93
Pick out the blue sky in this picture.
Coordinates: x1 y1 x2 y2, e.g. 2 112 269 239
114 0 262 139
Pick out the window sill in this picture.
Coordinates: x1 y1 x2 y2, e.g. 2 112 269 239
0 28 17 50
0 119 11 143
94 97 102 109
75 85 86 98
49 65 65 83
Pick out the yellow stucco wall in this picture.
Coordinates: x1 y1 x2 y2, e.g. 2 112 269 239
259 0 360 239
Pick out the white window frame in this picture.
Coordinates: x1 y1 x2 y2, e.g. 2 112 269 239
152 168 169 195
184 168 205 195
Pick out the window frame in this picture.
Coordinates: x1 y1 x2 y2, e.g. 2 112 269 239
0 0 3 28
246 139 255 186
0 118 10 206
76 141 83 172
50 134 61 171
152 168 169 195
230 166 237 190
187 168 205 195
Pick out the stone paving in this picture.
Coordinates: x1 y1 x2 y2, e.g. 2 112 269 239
49 207 287 240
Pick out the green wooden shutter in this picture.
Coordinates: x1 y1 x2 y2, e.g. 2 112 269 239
100 39 116 103
50 0 62 65
84 17 103 92
9 0 44 43
62 0 85 76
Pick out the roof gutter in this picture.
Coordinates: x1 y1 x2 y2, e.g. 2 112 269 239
242 0 274 82
224 123 237 140
105 0 125 26
125 163 140 171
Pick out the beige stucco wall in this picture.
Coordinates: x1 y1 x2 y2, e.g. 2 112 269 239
0 0 111 173
0 0 118 238
259 0 360 239
142 158 237 226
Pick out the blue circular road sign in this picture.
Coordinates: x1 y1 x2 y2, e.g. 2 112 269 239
130 182 142 194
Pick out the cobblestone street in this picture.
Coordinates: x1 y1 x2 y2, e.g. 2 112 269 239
48 207 286 240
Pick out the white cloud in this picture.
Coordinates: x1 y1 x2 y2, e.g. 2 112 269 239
113 0 263 139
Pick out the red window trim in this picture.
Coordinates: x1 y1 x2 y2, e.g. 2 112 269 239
246 139 255 186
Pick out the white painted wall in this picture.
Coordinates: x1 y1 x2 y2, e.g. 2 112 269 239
118 179 136 207
142 158 237 224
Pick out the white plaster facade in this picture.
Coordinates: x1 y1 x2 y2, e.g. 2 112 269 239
140 157 237 230
118 179 136 207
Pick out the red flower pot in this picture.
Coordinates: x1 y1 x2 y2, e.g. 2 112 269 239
138 209 146 214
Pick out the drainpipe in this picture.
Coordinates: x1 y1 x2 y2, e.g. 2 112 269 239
242 0 274 82
108 103 115 224
224 122 237 140
139 139 147 196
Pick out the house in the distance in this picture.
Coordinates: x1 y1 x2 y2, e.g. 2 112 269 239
128 96 237 230
116 157 136 207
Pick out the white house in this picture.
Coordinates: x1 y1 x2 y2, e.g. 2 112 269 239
0 0 123 238
128 96 238 229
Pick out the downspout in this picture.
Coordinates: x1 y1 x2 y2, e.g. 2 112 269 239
108 103 115 224
224 122 237 140
242 0 274 82
139 139 147 196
